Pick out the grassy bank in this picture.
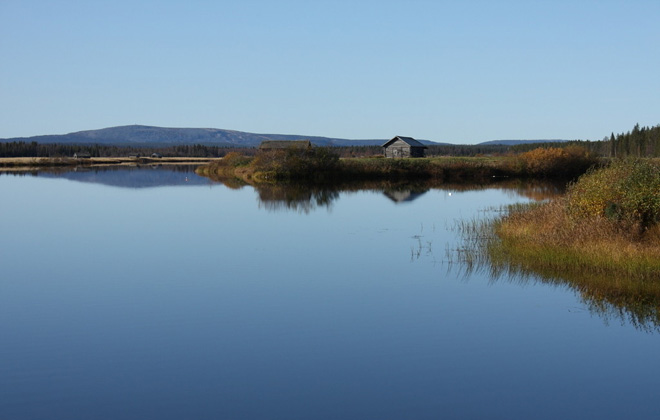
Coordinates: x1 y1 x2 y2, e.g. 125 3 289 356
494 159 660 277
457 159 660 329
196 146 598 183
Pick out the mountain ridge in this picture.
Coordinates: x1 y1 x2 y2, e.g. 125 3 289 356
0 125 570 147
0 125 408 147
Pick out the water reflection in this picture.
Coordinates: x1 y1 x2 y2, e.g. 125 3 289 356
256 184 340 213
246 179 564 213
1 166 565 206
448 213 660 333
485 259 660 333
0 165 211 188
383 188 428 203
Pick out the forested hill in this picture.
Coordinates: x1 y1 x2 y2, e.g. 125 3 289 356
0 125 437 147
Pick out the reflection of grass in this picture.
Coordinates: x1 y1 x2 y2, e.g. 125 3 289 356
453 201 660 331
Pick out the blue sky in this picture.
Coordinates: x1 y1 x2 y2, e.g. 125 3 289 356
1 0 658 143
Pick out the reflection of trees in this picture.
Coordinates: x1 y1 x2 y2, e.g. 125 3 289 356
440 178 565 201
206 177 565 214
255 184 340 214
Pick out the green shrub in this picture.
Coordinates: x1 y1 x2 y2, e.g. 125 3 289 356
566 159 660 231
221 152 252 167
251 147 340 180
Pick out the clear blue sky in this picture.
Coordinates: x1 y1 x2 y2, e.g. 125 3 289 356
1 0 658 143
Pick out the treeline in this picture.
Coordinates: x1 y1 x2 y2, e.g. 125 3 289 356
609 123 660 158
510 123 660 158
332 144 511 158
427 144 510 156
0 142 258 158
1 141 510 159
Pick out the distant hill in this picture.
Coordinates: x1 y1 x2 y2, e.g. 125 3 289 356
477 139 571 146
1 125 573 148
0 125 440 147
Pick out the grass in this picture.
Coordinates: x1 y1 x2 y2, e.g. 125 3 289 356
492 200 660 279
453 160 660 330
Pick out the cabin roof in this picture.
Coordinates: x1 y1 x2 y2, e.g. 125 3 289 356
381 136 427 148
259 140 312 149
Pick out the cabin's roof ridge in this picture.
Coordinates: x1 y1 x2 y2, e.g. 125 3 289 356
381 136 427 148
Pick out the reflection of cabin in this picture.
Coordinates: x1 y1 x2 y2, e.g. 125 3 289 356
259 140 312 151
151 153 163 158
382 136 427 158
73 152 91 159
383 189 428 203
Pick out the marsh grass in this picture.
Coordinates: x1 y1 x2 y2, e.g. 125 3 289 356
494 199 660 278
452 176 660 330
198 153 541 184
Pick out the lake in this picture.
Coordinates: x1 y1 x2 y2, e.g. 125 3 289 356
1 165 659 420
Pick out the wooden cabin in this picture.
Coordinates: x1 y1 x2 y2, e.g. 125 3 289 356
259 140 312 151
73 152 91 159
382 136 427 158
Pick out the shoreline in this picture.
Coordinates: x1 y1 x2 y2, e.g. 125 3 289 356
0 156 218 171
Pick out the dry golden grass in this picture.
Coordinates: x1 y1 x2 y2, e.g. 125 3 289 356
455 197 660 330
494 198 660 279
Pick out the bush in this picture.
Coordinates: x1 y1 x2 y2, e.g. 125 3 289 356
221 152 252 167
518 146 597 178
251 147 340 180
566 159 660 231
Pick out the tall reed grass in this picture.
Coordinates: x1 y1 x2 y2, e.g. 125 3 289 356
452 159 660 330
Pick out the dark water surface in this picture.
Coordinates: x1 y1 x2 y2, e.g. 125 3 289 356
1 166 659 420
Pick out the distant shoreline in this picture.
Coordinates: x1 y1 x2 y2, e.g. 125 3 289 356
0 156 217 170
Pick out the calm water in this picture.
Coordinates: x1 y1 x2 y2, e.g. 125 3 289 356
1 166 659 420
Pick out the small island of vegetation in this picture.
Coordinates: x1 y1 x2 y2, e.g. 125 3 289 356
195 144 597 184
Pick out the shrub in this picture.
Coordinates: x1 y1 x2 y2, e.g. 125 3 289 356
518 146 596 178
566 159 660 232
251 147 340 180
221 152 252 167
